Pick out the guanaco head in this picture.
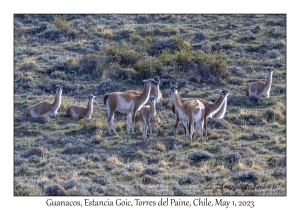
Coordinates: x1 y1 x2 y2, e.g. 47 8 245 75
149 94 157 104
220 89 229 98
153 76 160 84
88 94 95 102
143 79 158 88
55 85 63 95
169 82 178 95
267 66 274 74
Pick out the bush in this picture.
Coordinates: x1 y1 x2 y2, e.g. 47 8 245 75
53 15 68 29
103 30 113 39
142 175 161 184
134 14 150 24
62 145 86 155
193 32 206 42
265 109 283 122
224 153 241 167
188 150 212 161
36 114 51 124
207 118 232 130
115 28 134 40
234 170 264 182
149 36 190 56
22 147 46 158
143 166 162 175
194 50 229 80
103 43 142 67
227 77 244 85
134 58 161 80
228 66 246 77
45 184 67 196
39 29 65 40
94 175 109 185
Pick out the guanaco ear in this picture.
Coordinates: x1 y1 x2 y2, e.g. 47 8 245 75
142 79 148 83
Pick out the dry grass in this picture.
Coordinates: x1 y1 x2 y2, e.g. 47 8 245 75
107 154 124 166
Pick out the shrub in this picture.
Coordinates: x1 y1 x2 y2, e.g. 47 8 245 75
36 114 51 124
53 15 68 29
142 175 161 184
103 30 113 39
194 50 229 80
228 66 246 77
227 77 244 85
115 29 134 40
143 166 162 175
94 174 109 185
51 70 66 79
272 85 286 95
20 59 37 72
224 153 241 167
134 14 150 24
62 145 86 155
265 109 284 122
188 150 212 161
62 179 77 190
149 36 191 56
45 184 67 196
134 58 161 80
234 170 264 182
239 113 263 126
193 32 206 42
39 29 65 41
154 142 167 152
207 118 232 130
22 147 46 158
105 184 127 196
103 43 142 67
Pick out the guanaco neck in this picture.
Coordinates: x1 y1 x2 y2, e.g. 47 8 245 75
137 82 152 104
172 92 184 112
206 94 226 117
151 85 161 102
212 97 227 119
87 99 94 111
52 91 62 111
150 101 156 117
265 71 273 90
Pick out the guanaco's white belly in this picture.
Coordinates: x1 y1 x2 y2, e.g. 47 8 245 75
30 109 40 118
117 96 133 113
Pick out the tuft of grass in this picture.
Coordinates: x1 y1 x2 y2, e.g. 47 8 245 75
107 154 124 166
154 142 167 152
103 30 113 39
178 161 190 169
53 15 68 29
158 160 168 168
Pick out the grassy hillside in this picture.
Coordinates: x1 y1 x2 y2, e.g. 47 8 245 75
14 14 286 196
